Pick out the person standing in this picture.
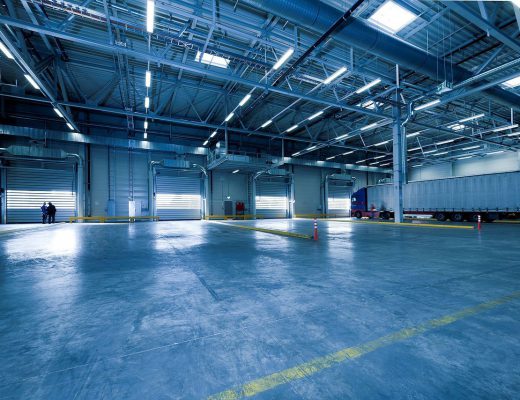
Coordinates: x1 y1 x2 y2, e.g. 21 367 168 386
40 202 48 224
47 202 57 224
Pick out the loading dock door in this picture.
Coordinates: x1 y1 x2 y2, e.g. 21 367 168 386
6 166 76 223
327 180 352 217
255 178 289 219
155 170 202 220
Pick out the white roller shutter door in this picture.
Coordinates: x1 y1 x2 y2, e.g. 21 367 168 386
6 165 76 223
155 170 202 220
327 180 352 217
255 178 289 219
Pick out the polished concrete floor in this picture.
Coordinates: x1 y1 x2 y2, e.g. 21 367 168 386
1 220 519 399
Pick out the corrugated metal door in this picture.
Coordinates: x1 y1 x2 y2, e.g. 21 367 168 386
255 178 289 218
327 180 352 216
6 166 76 223
155 169 202 220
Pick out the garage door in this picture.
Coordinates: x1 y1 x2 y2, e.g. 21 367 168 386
327 180 352 217
255 178 289 219
6 166 76 223
155 170 202 220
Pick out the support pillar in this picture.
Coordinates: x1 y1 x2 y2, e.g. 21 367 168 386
392 65 405 223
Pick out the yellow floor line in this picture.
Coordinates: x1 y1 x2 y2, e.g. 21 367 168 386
327 219 475 230
211 221 313 240
207 291 520 400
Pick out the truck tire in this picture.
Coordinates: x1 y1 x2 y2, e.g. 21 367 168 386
451 213 464 222
435 212 447 222
468 213 479 223
381 211 390 220
484 213 498 223
354 211 362 219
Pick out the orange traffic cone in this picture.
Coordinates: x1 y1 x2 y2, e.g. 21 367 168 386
313 218 319 241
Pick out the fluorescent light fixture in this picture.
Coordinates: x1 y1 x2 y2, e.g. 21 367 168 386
144 120 148 130
273 48 294 70
415 99 441 111
434 151 449 156
374 140 391 146
462 145 480 151
224 112 234 122
239 93 251 107
146 0 155 33
406 131 420 138
24 74 40 90
486 150 504 155
326 156 336 160
408 146 421 152
423 149 437 154
436 139 456 145
493 124 518 133
355 78 382 94
53 108 63 118
260 120 273 129
360 122 379 131
210 130 217 138
0 42 14 59
323 66 347 84
145 70 151 87
195 51 230 69
66 122 74 130
291 151 300 157
336 133 349 140
308 110 324 121
459 113 485 123
355 159 366 164
342 150 354 155
369 161 379 165
306 145 317 151
143 132 148 139
380 162 391 166
286 124 299 132
203 140 209 146
373 155 386 159
368 0 418 33
232 169 240 174
502 75 520 88
507 131 520 137
447 123 465 131
412 164 423 168
458 156 473 160
144 96 150 109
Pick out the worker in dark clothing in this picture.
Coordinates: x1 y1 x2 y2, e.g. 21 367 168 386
47 202 57 224
40 202 48 224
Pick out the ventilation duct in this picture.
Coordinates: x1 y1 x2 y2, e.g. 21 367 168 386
241 0 520 110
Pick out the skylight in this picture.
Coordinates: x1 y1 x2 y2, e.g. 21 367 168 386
368 1 418 33
502 75 520 88
195 51 230 69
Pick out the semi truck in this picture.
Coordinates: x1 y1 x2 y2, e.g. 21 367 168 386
351 171 520 222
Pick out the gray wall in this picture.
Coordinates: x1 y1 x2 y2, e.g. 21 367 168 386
408 151 520 181
293 165 322 215
210 171 250 215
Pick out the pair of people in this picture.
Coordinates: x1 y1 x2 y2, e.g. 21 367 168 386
40 202 57 224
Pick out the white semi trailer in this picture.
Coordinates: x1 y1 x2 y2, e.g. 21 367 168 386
351 171 520 222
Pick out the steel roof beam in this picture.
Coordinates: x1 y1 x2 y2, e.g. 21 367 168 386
0 15 386 119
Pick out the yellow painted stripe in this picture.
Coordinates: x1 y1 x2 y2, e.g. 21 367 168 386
327 219 474 230
207 291 520 400
211 221 313 240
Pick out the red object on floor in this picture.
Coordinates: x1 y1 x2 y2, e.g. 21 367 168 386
313 218 319 241
478 215 481 231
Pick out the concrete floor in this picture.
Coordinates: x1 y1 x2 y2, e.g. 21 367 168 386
1 219 519 399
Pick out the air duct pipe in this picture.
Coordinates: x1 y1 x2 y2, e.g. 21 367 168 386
241 0 520 111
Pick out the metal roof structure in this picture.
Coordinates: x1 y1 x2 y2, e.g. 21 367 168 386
0 0 519 170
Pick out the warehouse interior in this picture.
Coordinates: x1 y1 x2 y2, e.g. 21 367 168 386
1 0 520 398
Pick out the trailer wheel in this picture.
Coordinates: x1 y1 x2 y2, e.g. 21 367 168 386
451 213 464 222
354 211 362 219
435 212 447 222
468 213 479 223
381 211 390 220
